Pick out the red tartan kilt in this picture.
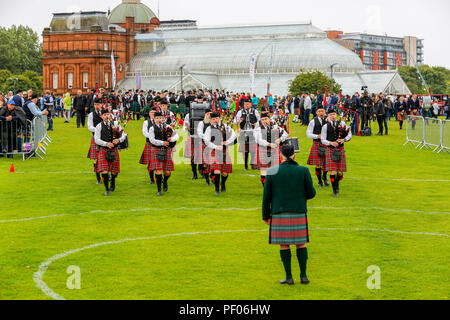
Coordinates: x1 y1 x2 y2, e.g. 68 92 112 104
147 146 175 172
139 142 152 165
256 145 281 170
323 146 347 172
184 136 205 163
206 149 233 173
307 140 325 167
87 136 98 160
96 147 120 174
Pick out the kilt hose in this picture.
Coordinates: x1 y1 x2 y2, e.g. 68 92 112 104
205 148 233 174
307 140 326 168
256 145 281 170
87 136 98 160
96 147 120 174
147 145 175 172
323 146 347 172
184 136 205 164
269 212 310 245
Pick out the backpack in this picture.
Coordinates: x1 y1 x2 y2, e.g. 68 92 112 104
361 126 372 137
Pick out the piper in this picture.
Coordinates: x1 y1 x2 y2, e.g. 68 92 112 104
320 107 352 197
254 112 288 186
94 109 127 196
147 111 179 196
306 106 329 188
87 98 104 184
203 112 237 195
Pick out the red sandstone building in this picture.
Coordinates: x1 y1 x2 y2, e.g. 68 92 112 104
42 0 160 95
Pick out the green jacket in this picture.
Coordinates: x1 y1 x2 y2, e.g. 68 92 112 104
262 160 316 220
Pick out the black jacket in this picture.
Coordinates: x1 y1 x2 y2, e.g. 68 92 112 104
73 95 87 112
373 100 385 116
0 106 27 126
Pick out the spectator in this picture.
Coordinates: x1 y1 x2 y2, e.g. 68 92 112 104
293 94 300 123
373 93 386 136
73 90 87 128
303 93 312 125
444 100 450 120
63 93 72 123
23 94 48 121
0 99 27 158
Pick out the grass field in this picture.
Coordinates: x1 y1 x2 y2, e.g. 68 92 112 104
0 115 448 300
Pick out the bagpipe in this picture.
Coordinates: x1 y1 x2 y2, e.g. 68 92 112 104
334 121 350 145
164 124 177 149
111 120 129 151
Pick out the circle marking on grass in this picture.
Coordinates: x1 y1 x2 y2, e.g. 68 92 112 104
34 227 449 300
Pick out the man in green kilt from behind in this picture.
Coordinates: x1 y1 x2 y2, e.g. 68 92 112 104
262 145 316 285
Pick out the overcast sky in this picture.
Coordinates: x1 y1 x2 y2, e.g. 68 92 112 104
0 0 448 68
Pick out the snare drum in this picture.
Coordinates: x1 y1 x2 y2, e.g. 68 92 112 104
285 137 300 153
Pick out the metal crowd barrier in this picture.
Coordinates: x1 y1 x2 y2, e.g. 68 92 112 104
0 115 52 160
404 116 449 154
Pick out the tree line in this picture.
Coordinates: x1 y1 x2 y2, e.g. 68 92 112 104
0 25 43 93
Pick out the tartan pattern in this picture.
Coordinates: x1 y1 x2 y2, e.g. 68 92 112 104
323 146 347 172
307 140 326 167
256 145 281 170
238 140 257 154
87 136 98 160
147 146 175 172
139 142 152 165
183 136 205 164
96 147 120 174
269 213 310 245
205 148 233 173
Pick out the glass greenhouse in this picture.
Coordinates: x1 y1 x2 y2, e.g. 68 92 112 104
118 22 411 95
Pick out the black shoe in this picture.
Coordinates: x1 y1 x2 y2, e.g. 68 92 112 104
191 176 198 180
280 278 294 285
104 191 110 196
323 179 330 187
157 191 163 196
221 185 226 193
149 180 155 185
318 182 323 189
301 277 310 285
163 182 168 192
110 183 115 192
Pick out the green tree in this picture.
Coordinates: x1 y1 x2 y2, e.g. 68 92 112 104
289 71 342 97
398 66 423 94
0 25 43 75
398 65 450 94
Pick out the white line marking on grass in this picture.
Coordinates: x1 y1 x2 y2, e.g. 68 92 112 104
3 205 448 224
347 177 450 182
13 171 450 182
0 214 67 223
34 226 449 300
33 229 267 300
310 206 450 215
